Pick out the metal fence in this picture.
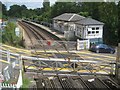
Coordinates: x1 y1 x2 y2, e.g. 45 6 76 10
23 56 115 75
0 50 23 89
1 83 17 89
1 70 22 89
33 40 77 51
0 49 116 76
31 39 90 51
0 48 116 89
1 50 20 81
77 39 90 50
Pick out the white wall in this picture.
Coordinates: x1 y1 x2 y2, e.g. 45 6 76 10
75 24 103 40
75 24 84 38
77 39 90 50
85 25 103 39
64 30 75 40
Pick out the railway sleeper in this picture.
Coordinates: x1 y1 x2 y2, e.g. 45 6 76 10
43 77 54 89
50 77 63 90
102 78 120 90
84 78 110 90
58 76 73 89
58 76 68 89
73 77 90 90
68 76 84 89
36 78 44 89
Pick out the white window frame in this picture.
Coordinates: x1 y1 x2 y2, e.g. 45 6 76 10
87 27 100 36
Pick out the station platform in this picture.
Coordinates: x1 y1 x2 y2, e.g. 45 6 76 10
28 21 65 40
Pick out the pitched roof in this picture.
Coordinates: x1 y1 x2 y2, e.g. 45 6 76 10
53 13 85 22
75 18 104 25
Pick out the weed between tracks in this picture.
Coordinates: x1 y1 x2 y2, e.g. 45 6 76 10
20 74 33 90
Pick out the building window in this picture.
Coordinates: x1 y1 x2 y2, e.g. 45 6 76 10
96 27 99 30
96 31 99 33
92 27 95 30
88 31 91 34
87 27 100 35
92 31 95 34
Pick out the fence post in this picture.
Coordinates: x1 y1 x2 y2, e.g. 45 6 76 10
110 61 115 76
0 83 1 90
19 55 23 70
84 41 86 50
16 70 23 88
77 39 79 50
0 44 2 90
115 43 120 83
88 39 90 49
7 50 10 63
55 62 58 71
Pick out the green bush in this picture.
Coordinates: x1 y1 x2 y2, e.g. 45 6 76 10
2 22 23 47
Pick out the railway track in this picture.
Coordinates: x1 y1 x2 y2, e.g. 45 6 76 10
18 20 67 51
20 20 72 51
34 74 120 89
18 21 38 48
18 20 82 63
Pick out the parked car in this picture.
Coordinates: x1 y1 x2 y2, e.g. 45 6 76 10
89 44 115 54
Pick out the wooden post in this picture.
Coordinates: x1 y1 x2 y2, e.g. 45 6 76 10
115 43 120 82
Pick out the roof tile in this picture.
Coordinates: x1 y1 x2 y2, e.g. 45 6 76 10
75 18 104 25
53 13 85 21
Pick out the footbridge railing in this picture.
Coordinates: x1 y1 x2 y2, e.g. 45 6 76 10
0 49 116 76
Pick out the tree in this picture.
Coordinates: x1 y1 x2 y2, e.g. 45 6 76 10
34 8 43 16
98 2 118 45
0 2 2 18
8 5 22 18
2 22 22 46
2 22 16 45
8 4 29 18
43 0 50 12
51 2 77 18
79 2 100 19
118 1 120 43
21 5 27 18
21 5 27 10
0 2 7 19
2 3 7 17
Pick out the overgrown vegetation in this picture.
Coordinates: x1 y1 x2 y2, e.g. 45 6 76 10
21 77 30 89
20 75 33 90
1 1 120 46
2 22 23 47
